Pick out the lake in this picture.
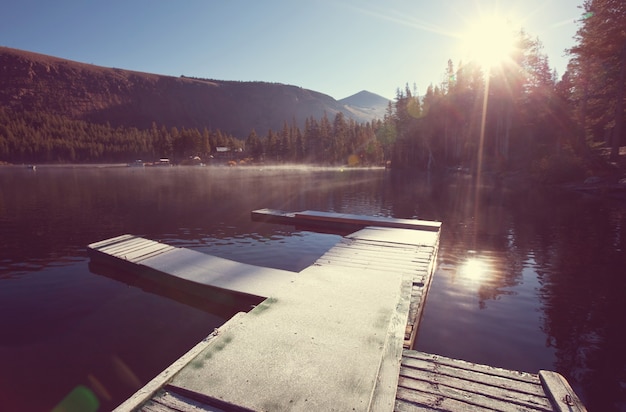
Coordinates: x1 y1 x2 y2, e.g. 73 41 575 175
0 165 624 411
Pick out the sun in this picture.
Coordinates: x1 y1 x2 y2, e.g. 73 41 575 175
461 14 517 70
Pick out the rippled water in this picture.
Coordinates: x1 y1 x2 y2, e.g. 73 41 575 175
0 165 624 411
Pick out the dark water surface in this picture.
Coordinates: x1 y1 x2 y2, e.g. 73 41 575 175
0 165 624 411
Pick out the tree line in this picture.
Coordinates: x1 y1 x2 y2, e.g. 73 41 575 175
0 106 390 165
0 108 242 164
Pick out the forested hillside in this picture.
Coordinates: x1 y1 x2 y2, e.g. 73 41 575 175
0 47 372 135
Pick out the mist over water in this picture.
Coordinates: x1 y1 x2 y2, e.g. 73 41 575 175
0 165 623 411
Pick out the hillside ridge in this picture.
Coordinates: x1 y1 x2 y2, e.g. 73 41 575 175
0 47 389 137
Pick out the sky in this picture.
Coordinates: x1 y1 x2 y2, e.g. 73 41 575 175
1 0 583 100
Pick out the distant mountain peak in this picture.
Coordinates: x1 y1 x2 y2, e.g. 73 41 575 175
339 90 390 121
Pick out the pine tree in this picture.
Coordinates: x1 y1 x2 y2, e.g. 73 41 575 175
569 0 626 160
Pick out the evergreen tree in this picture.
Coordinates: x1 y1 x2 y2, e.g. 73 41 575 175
245 129 263 160
569 0 626 160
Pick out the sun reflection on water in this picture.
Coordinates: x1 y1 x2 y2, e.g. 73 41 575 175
459 254 491 285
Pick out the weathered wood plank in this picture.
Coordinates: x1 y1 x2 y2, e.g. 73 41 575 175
296 210 442 231
121 243 175 262
315 241 434 273
320 247 429 268
395 398 442 412
96 236 153 254
539 371 587 412
399 366 552 409
348 226 440 246
89 238 175 264
141 389 222 411
395 383 551 412
402 356 540 391
322 244 435 270
87 234 136 249
130 245 177 263
314 254 425 273
101 240 168 258
103 239 163 255
403 351 540 384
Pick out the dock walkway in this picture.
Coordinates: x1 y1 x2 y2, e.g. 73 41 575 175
88 210 585 411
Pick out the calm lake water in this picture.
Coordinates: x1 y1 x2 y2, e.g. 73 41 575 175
0 165 624 411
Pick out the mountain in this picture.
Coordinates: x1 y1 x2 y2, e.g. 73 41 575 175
339 90 391 121
0 47 386 137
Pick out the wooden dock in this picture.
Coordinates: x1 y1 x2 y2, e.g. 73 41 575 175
86 210 585 411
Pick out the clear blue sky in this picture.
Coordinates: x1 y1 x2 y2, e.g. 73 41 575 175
1 0 582 100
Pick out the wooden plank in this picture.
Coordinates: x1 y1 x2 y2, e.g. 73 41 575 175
325 243 430 260
315 252 425 273
316 241 434 267
395 383 549 412
141 389 222 411
161 385 255 412
348 226 440 247
395 398 442 412
403 351 540 384
89 238 175 264
130 246 177 263
295 210 442 231
406 243 436 350
320 244 429 265
98 237 158 255
401 356 545 397
396 352 558 411
399 367 552 410
87 234 136 249
539 371 587 412
121 243 175 262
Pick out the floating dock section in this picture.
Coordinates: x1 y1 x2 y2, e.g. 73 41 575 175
87 234 297 304
88 210 586 411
